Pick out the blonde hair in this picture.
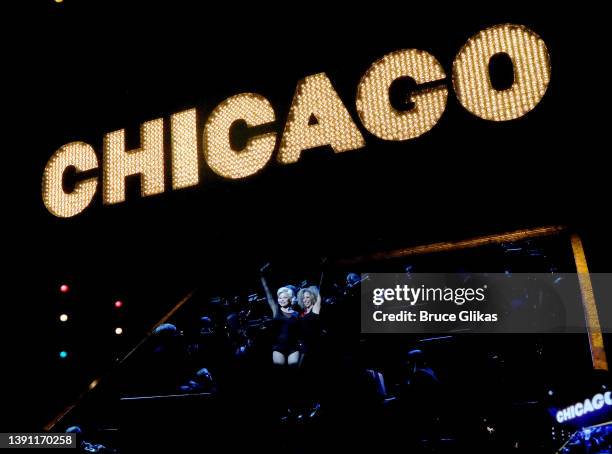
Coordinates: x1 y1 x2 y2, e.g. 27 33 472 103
297 286 319 310
277 287 294 299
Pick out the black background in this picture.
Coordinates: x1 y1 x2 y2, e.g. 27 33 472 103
6 0 610 432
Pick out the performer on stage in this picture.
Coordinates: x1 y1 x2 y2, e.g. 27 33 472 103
297 286 323 361
260 274 301 366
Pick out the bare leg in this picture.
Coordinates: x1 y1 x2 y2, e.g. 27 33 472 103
273 351 286 365
287 350 301 367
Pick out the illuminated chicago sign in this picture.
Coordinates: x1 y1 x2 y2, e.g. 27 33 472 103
42 24 551 218
556 392 612 424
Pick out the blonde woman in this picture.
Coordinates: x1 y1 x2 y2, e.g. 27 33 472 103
261 275 300 366
297 286 322 358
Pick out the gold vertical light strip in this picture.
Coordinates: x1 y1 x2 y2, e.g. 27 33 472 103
42 141 99 218
170 108 199 189
571 234 608 371
356 49 448 140
278 73 365 164
452 24 551 121
103 118 165 205
204 93 276 179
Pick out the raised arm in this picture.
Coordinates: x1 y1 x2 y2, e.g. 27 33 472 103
260 274 278 318
312 286 322 315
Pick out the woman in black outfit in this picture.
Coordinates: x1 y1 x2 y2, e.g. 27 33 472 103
295 286 324 419
260 275 301 366
297 286 322 362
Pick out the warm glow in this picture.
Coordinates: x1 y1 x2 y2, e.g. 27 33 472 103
42 24 551 218
452 24 551 121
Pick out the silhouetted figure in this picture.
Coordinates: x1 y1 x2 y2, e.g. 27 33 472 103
394 349 442 451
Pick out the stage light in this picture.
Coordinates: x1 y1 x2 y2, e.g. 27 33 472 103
89 380 99 390
357 49 448 141
204 93 276 178
59 351 68 359
115 327 123 335
42 142 99 218
59 314 68 322
103 118 165 205
278 73 365 164
55 0 63 3
60 284 69 293
42 23 553 218
453 24 551 121
171 109 199 189
114 300 123 308
548 390 554 396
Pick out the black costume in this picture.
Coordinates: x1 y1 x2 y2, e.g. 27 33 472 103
271 311 300 355
299 310 322 354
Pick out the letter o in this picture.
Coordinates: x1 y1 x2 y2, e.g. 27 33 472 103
452 24 551 121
